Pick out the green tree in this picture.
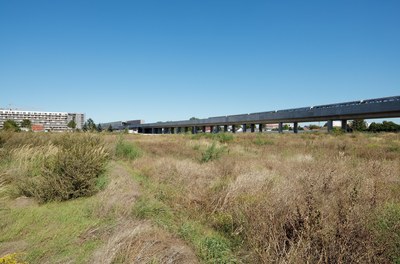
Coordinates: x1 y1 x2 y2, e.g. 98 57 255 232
86 118 96 131
107 125 113 132
3 120 20 132
82 122 88 132
351 119 367 131
67 120 77 130
20 119 32 129
97 124 103 132
368 121 400 132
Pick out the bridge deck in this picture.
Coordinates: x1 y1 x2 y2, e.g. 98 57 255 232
130 96 400 129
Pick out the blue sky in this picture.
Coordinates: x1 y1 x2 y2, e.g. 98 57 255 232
1 1 399 123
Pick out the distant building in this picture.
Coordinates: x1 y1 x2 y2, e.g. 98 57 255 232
0 109 85 131
99 119 144 131
31 124 45 132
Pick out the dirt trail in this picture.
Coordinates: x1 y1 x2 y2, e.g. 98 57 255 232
91 162 198 264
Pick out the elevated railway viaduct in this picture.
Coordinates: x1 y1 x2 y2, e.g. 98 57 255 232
129 96 400 134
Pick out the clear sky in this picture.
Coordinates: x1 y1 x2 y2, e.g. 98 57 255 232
1 1 399 123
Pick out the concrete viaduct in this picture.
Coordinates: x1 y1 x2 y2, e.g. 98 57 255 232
129 96 400 134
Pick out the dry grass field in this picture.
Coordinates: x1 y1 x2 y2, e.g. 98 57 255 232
1 131 399 263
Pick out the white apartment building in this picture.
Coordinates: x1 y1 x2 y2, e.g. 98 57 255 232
0 109 85 131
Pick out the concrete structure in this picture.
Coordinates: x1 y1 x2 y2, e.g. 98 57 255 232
99 119 144 131
0 109 84 131
129 96 400 134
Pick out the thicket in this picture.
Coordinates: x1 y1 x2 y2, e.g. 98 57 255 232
1 132 109 203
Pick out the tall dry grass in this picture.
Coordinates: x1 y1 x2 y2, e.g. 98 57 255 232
125 132 400 263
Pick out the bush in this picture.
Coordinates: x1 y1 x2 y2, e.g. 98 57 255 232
201 142 226 163
115 137 142 160
11 134 109 202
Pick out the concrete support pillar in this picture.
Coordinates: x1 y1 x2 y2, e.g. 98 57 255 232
216 126 220 133
210 126 214 133
278 122 283 133
193 126 198 134
258 124 263 133
251 124 255 133
232 125 236 133
341 120 347 132
242 124 247 133
224 125 228 132
294 122 298 134
177 127 181 134
327 120 333 133
151 128 154 134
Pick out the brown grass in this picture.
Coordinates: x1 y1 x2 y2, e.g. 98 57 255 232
1 132 399 263
122 132 400 263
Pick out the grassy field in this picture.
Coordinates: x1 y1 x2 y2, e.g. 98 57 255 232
1 131 399 263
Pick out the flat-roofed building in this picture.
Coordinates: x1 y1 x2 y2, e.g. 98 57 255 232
100 120 144 131
0 109 85 131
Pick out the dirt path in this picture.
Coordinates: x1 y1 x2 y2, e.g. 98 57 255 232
91 162 199 264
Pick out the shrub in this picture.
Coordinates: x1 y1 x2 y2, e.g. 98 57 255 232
11 134 109 202
201 142 226 163
115 137 142 160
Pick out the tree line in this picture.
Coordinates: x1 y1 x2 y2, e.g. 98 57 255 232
2 118 113 132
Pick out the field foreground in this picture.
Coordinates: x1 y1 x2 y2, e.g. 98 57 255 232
1 132 399 263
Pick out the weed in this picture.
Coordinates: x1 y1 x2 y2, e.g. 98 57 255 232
199 236 236 263
0 253 26 264
201 142 226 163
115 137 142 160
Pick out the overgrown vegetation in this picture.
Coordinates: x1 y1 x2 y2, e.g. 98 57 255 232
1 132 400 263
123 132 400 263
1 133 109 202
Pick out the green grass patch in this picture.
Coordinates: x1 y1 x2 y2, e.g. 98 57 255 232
115 137 142 160
0 197 110 263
